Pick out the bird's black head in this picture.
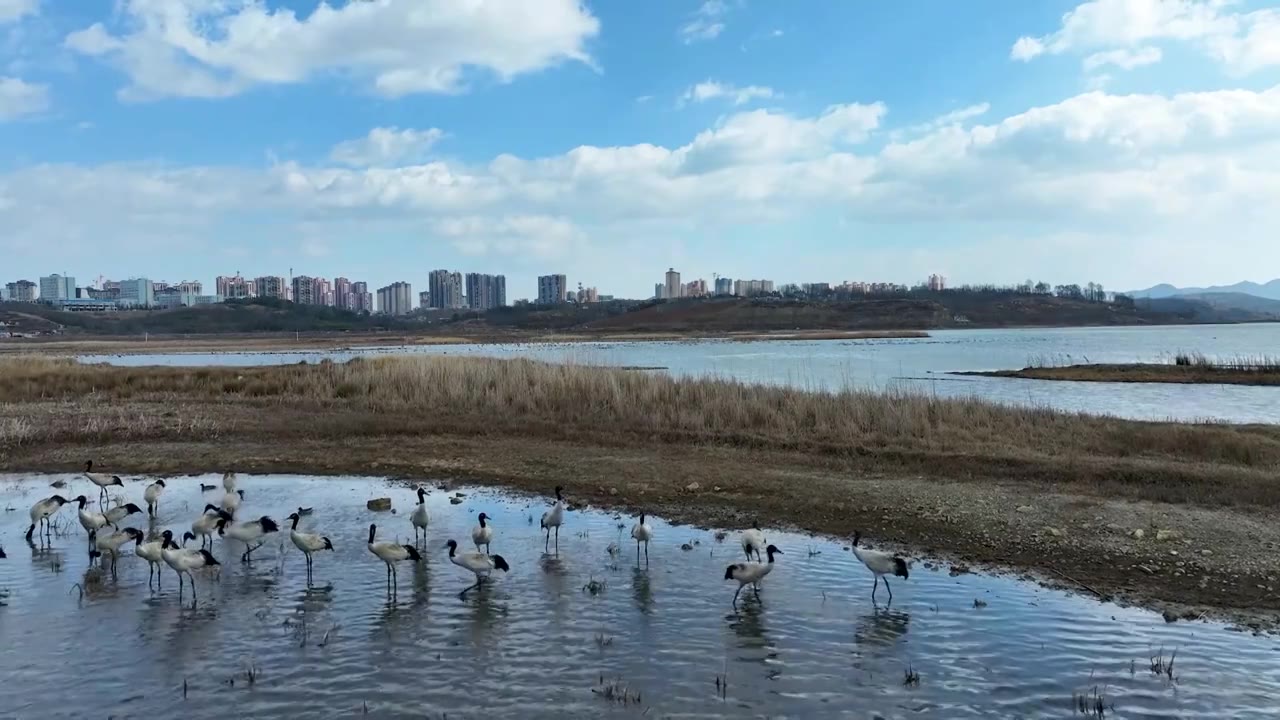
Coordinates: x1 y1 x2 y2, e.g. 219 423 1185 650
287 512 300 521
73 495 88 508
554 485 564 500
478 512 489 524
639 513 646 524
752 519 760 530
258 516 279 533
367 524 377 543
155 479 166 488
84 460 93 472
203 503 220 514
162 529 174 539
183 531 196 544
215 517 228 534
893 557 910 579
123 503 143 515
445 539 458 554
765 544 783 557
216 509 234 522
417 487 427 499
492 555 511 572
50 494 69 505
124 527 144 540
851 531 862 548
111 476 124 487
236 490 245 499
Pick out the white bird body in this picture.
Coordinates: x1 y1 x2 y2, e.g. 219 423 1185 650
446 539 510 594
540 486 566 552
741 523 766 562
367 524 421 587
191 505 223 548
222 472 237 493
287 512 333 577
161 531 220 600
631 514 654 561
724 544 782 605
221 489 245 515
25 494 70 541
134 534 166 587
93 527 143 576
75 496 110 535
471 513 493 552
216 514 279 561
83 461 124 503
410 487 429 541
143 480 166 516
851 532 909 603
104 503 144 526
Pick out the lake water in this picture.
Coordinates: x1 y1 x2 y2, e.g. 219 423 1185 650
2 473 1279 719
81 323 1280 423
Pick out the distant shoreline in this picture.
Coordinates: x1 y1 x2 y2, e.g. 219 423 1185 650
958 363 1280 386
0 329 929 356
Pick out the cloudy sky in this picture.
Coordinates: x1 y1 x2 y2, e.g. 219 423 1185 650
2 0 1279 299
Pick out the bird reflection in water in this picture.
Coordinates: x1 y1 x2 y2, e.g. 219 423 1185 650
631 566 654 616
727 600 774 657
853 607 911 651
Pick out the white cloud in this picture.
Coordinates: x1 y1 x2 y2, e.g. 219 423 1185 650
681 80 776 106
330 127 446 168
0 75 47 119
5 86 1280 289
680 1 728 43
1012 0 1280 74
0 0 36 24
1083 45 1163 71
64 0 599 100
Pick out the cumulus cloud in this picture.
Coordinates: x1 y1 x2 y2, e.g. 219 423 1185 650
1011 0 1280 74
64 0 599 100
0 75 48 119
680 1 729 43
681 80 777 106
5 85 1280 287
330 127 446 168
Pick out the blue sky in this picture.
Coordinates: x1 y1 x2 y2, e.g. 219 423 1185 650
3 0 1280 300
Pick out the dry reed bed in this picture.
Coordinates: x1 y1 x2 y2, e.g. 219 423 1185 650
3 355 1278 473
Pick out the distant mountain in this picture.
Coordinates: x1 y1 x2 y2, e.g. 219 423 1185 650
1175 292 1280 315
1128 279 1280 301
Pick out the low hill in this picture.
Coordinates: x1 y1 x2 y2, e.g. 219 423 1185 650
1129 279 1280 301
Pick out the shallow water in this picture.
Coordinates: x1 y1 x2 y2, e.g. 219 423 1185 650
81 323 1280 422
2 473 1279 719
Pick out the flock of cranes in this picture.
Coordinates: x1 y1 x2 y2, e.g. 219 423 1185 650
6 462 912 608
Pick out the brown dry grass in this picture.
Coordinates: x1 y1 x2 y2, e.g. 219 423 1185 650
968 362 1280 386
2 355 1279 507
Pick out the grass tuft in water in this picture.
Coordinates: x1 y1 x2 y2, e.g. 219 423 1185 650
592 675 643 706
903 664 921 687
594 632 614 648
1072 685 1112 717
582 577 607 596
1149 647 1179 683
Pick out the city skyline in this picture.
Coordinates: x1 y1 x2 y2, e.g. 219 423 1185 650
4 2 1280 295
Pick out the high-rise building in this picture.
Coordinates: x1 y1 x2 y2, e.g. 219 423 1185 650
928 274 947 291
537 274 567 304
376 281 413 316
684 279 708 298
732 279 774 297
574 286 599 303
39 274 76 303
333 277 353 310
216 275 254 299
664 268 681 300
427 269 464 309
351 281 372 313
714 277 733 296
465 273 507 310
5 280 36 302
313 277 334 306
117 278 154 307
291 275 317 305
654 283 665 300
254 276 287 299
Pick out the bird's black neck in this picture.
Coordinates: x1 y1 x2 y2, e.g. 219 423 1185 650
479 516 487 528
367 526 376 544
290 515 300 530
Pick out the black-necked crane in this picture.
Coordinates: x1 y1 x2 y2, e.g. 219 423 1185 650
471 512 494 554
367 523 420 589
445 539 510 596
540 486 565 553
160 530 220 602
410 487 429 542
216 514 279 562
631 513 653 562
724 544 783 607
83 460 124 506
286 512 333 579
143 479 166 517
851 531 909 603
25 494 71 542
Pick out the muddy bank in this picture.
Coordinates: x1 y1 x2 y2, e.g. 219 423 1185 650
5 435 1279 634
957 363 1280 386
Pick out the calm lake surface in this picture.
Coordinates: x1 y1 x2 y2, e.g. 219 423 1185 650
82 323 1280 423
2 473 1279 719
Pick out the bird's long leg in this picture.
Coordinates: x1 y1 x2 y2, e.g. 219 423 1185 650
871 577 879 603
644 541 649 563
732 584 744 608
460 578 482 597
554 526 560 552
884 578 893 603
189 572 198 604
177 572 185 599
157 564 162 590
544 528 549 552
753 583 761 600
